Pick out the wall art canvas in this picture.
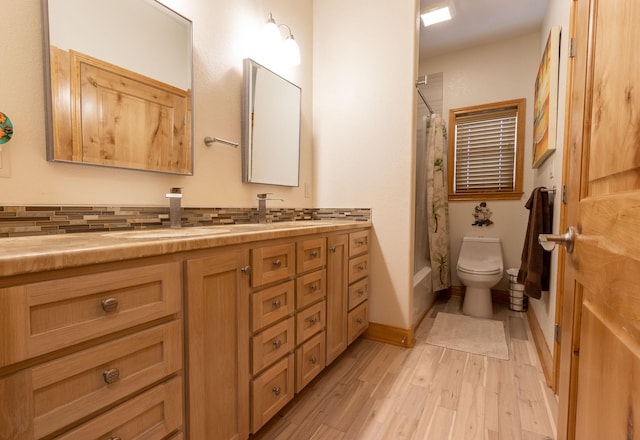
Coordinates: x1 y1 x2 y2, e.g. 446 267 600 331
532 26 561 168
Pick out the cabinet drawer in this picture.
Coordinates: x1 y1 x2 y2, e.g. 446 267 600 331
297 238 326 273
54 376 183 440
348 301 369 345
296 269 326 309
348 277 369 310
349 230 370 258
296 301 326 345
0 262 181 367
251 354 295 433
250 281 295 332
348 254 369 284
31 321 182 439
295 331 326 392
251 318 295 375
251 243 296 288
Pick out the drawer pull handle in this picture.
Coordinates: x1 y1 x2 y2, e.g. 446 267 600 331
103 368 120 384
308 317 318 325
310 283 318 292
272 259 282 267
272 339 282 349
357 264 365 271
358 289 366 296
310 251 318 258
272 299 281 309
310 356 318 364
356 318 364 325
272 386 281 396
329 246 337 253
356 239 365 246
241 265 252 275
101 298 119 313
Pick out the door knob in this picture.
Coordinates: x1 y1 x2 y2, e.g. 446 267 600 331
538 226 577 253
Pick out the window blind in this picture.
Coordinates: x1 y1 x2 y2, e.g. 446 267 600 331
453 107 518 194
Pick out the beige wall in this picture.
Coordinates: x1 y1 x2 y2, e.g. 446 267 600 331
421 0 571 351
421 33 541 293
532 0 571 351
1 0 313 209
313 0 420 330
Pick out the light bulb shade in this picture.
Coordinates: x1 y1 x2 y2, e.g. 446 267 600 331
282 35 301 66
263 16 281 49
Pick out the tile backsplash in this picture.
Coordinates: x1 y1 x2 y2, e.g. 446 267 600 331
0 206 371 237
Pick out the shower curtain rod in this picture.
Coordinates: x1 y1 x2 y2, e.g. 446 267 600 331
416 76 434 114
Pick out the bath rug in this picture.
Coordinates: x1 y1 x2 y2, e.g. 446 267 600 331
426 312 509 360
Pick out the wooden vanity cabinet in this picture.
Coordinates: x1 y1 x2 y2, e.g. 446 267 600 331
325 234 349 365
0 260 184 440
185 248 250 440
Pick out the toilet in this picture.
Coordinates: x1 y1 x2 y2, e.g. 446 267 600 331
457 236 504 319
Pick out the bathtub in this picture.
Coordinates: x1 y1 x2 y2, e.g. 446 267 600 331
413 265 435 326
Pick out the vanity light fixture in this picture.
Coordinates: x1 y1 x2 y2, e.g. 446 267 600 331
262 12 301 66
420 1 454 27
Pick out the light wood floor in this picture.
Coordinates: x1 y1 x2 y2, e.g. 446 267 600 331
251 295 558 440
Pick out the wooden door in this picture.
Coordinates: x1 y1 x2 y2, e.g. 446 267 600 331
185 249 250 440
326 234 349 365
556 0 640 438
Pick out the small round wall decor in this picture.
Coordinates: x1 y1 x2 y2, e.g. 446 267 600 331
0 112 13 144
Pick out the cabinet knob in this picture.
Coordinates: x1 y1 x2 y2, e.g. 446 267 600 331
241 265 252 275
103 368 120 384
358 289 366 296
308 317 318 325
329 246 337 253
310 356 318 364
272 259 282 267
310 250 318 258
101 297 119 313
272 339 282 349
309 283 318 292
356 318 364 325
272 386 281 396
356 239 365 246
357 264 365 271
272 299 281 309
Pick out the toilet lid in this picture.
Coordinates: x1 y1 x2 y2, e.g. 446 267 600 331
457 261 502 275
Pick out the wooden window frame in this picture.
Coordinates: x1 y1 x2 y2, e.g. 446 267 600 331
447 98 525 201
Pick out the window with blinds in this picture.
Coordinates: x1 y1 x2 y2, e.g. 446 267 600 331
447 98 525 201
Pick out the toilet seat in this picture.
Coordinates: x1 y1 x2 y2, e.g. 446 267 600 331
457 262 502 276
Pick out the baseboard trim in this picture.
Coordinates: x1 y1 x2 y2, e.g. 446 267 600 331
364 322 414 348
526 305 554 387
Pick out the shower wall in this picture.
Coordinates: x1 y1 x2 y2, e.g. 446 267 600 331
413 72 443 326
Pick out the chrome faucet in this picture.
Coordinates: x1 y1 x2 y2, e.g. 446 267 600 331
166 187 183 228
257 193 284 224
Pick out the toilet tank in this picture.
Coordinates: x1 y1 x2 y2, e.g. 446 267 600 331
458 236 504 271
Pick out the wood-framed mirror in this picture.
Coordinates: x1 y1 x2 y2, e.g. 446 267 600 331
42 0 194 175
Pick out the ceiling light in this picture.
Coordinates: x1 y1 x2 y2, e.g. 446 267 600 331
421 6 452 27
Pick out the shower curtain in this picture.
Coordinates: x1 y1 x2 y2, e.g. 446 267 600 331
425 113 451 291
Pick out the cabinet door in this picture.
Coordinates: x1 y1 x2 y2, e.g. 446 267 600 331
325 234 348 365
186 249 250 440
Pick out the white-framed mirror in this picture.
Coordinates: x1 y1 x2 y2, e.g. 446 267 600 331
241 59 301 187
42 0 194 175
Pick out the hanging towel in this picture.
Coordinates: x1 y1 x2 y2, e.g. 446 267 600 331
517 187 552 299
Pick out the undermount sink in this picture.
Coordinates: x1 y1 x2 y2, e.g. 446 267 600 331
105 227 230 239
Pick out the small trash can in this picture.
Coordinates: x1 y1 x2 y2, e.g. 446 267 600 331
506 268 528 312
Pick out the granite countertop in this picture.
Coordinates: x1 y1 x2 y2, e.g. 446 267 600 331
0 220 371 278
